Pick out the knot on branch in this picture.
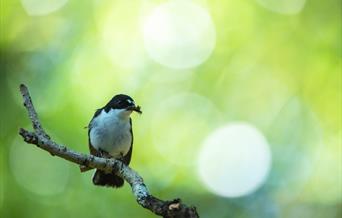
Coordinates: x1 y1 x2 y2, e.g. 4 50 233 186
163 199 199 218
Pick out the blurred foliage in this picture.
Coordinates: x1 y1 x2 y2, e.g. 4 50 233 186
0 0 341 217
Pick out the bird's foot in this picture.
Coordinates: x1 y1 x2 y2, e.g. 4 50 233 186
98 149 112 158
117 152 125 162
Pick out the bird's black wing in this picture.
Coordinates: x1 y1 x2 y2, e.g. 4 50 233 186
88 108 102 156
122 118 133 165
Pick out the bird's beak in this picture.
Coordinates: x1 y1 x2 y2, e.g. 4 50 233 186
126 105 142 114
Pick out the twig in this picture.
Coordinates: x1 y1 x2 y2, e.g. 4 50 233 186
18 84 199 218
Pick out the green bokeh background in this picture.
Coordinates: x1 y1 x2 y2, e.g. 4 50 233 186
0 0 341 217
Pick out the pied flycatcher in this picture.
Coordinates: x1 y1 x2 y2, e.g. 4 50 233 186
88 94 141 188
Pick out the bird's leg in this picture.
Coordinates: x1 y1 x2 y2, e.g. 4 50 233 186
117 152 125 162
115 152 126 174
98 149 112 158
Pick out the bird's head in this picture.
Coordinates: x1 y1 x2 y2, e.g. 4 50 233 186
105 94 142 118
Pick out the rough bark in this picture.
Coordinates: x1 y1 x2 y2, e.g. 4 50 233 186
18 84 199 218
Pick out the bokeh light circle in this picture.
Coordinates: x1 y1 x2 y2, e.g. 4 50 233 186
198 122 272 198
21 0 68 16
255 0 306 15
10 136 70 196
142 1 216 69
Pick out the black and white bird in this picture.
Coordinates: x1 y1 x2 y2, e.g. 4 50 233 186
87 94 141 188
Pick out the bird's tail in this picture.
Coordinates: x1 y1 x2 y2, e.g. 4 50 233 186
92 170 124 188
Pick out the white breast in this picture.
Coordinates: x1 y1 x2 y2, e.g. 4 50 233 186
89 109 132 158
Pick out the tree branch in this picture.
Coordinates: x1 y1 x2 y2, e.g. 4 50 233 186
18 84 199 218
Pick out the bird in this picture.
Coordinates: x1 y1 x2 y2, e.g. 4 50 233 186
87 94 142 188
